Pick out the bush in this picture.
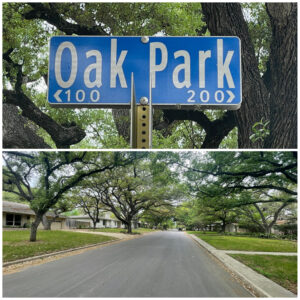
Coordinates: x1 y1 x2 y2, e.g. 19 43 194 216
23 222 31 228
238 224 262 233
77 224 89 229
274 223 297 235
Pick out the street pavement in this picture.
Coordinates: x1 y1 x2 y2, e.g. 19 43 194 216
3 231 253 297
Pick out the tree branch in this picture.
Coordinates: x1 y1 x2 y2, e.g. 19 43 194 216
229 184 297 195
23 3 108 36
163 110 236 148
3 151 35 159
178 161 296 179
3 90 86 148
3 155 34 201
229 197 296 209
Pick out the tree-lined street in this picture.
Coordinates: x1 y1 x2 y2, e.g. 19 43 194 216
3 151 297 296
3 231 252 297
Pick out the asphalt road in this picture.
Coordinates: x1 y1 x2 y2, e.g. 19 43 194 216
3 231 252 297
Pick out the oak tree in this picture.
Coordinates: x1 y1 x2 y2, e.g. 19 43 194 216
181 151 297 234
3 151 135 241
82 155 180 233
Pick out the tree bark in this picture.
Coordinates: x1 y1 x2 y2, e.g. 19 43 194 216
3 90 86 148
221 221 226 233
127 220 132 234
264 226 272 236
42 214 51 230
93 221 97 230
3 103 50 149
30 214 42 242
201 3 269 148
264 3 297 148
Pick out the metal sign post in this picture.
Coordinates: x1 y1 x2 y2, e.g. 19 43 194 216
130 73 152 149
149 75 153 148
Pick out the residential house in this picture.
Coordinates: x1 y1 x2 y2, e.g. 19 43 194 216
3 201 141 231
3 201 67 230
67 211 139 229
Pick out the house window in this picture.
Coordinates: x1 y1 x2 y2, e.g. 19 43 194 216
6 214 22 226
6 214 14 226
14 215 21 226
103 220 106 226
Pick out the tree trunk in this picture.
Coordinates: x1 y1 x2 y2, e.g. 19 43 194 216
221 221 226 233
264 3 297 148
127 221 132 234
93 221 97 230
30 214 43 242
264 226 272 236
201 3 269 148
202 3 297 149
42 214 51 230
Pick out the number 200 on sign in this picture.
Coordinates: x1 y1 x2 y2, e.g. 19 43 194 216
187 89 235 103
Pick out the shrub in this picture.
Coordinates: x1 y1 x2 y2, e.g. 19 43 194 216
274 223 297 235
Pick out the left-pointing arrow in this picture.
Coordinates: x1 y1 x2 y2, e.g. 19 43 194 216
54 90 62 102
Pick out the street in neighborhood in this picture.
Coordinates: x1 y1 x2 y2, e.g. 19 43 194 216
3 231 252 297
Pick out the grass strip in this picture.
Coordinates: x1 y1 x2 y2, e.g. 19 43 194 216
230 254 297 294
188 231 297 252
3 230 115 262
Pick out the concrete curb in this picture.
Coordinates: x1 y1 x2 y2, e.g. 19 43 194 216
189 234 296 298
3 239 117 267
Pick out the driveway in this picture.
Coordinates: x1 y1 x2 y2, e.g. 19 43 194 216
3 231 253 297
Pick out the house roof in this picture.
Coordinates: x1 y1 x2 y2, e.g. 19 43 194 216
68 214 120 221
2 201 66 219
68 214 140 223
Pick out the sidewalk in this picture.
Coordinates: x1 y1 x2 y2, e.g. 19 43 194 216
188 233 296 298
223 250 297 256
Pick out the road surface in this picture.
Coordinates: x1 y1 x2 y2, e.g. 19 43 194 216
3 231 252 297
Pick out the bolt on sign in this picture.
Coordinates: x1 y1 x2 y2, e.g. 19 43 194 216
48 36 241 109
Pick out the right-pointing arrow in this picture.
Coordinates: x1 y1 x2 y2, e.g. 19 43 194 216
54 90 62 102
226 90 235 103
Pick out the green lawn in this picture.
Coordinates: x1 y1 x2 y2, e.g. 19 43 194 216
230 254 297 294
188 232 297 252
3 230 116 262
88 228 156 234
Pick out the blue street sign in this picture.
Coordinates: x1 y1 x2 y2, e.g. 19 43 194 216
48 36 241 109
